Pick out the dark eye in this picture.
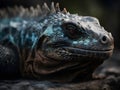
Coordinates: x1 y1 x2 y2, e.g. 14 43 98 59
62 22 83 39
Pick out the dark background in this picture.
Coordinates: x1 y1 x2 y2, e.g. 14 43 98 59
0 0 120 49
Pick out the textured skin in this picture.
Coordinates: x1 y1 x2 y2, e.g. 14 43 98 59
0 45 20 78
0 3 114 82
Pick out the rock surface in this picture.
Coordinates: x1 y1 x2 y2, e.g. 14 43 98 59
0 77 120 90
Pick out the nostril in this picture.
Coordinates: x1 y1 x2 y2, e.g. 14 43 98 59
101 35 108 44
102 36 107 41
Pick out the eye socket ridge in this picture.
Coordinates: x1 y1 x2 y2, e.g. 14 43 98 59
61 22 85 39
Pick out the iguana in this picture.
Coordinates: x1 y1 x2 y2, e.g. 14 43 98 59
0 2 114 82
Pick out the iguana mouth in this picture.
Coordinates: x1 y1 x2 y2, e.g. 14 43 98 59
55 47 113 60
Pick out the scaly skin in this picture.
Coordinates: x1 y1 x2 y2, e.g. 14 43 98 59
0 3 114 82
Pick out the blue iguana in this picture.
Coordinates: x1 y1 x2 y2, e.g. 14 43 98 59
0 2 114 82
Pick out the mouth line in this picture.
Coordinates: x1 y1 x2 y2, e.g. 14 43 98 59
64 47 113 53
45 47 113 61
58 47 113 59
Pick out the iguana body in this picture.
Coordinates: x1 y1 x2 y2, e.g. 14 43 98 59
0 3 114 82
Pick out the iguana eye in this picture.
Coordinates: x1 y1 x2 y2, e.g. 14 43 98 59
62 22 82 39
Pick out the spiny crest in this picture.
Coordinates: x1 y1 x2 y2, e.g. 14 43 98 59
0 2 68 19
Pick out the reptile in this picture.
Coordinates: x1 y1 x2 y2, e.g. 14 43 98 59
0 2 114 82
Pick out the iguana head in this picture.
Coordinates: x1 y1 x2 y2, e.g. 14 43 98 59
40 12 114 62
27 3 114 82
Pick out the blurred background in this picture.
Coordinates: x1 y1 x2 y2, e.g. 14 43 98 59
0 0 120 49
